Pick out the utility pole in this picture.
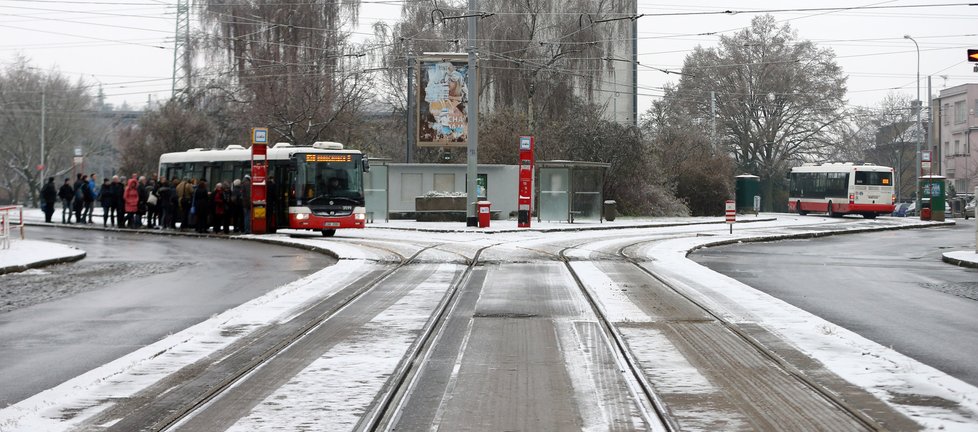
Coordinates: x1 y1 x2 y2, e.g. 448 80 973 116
172 0 191 99
710 91 717 150
465 0 479 227
406 56 415 164
927 75 932 175
40 87 45 194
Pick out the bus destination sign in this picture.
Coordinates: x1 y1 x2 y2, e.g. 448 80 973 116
305 154 352 163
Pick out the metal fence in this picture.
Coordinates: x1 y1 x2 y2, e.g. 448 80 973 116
0 205 24 250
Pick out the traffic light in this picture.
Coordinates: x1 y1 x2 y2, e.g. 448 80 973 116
969 49 978 62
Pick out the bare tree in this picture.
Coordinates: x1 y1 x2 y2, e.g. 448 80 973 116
0 57 93 205
117 100 217 175
829 94 917 200
196 0 370 145
643 92 733 216
665 15 847 211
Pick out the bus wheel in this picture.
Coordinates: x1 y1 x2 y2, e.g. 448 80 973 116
322 229 336 237
797 201 808 216
863 213 878 219
826 201 836 217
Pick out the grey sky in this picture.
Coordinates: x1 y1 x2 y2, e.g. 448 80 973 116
1 0 975 114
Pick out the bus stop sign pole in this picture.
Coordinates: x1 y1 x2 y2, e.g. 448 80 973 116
251 128 269 234
517 136 534 228
725 199 736 234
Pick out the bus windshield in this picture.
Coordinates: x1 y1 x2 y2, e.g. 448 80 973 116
296 153 363 204
854 171 892 186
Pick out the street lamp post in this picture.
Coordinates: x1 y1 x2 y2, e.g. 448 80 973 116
904 34 922 214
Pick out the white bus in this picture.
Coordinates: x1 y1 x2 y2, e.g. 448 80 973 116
158 141 369 236
788 162 895 219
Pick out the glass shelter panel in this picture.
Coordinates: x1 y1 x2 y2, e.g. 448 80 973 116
365 165 388 221
539 168 569 221
572 168 604 221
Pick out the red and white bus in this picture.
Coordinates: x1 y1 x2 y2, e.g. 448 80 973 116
159 141 369 236
787 162 895 219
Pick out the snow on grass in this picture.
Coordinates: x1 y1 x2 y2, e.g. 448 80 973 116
0 240 83 271
224 263 459 432
0 259 377 431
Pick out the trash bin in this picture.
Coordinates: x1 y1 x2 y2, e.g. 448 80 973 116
477 201 491 228
603 200 617 222
921 207 932 221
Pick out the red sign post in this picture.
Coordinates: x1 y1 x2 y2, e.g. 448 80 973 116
251 128 269 234
518 136 534 228
725 199 736 234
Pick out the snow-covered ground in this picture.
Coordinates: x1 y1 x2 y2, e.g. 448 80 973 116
944 250 978 268
0 239 84 275
2 211 976 431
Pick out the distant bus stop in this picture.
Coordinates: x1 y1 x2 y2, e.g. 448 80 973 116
537 161 610 223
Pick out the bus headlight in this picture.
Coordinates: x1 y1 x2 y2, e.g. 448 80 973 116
292 207 312 220
354 206 366 221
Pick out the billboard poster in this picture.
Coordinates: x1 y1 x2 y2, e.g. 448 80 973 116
418 56 471 147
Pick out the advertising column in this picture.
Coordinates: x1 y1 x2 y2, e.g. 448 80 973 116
251 128 268 234
518 136 534 228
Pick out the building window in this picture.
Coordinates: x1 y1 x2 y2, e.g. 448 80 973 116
954 140 960 155
945 142 950 157
432 173 455 192
955 100 966 123
400 173 422 201
944 104 950 125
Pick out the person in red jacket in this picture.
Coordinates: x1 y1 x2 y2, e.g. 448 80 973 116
212 182 230 234
123 178 140 228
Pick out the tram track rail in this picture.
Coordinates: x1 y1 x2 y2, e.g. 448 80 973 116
605 238 889 432
357 244 494 431
81 242 445 432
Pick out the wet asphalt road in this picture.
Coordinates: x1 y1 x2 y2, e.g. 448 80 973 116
0 226 335 407
691 218 978 386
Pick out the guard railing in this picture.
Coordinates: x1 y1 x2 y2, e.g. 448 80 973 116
0 205 24 250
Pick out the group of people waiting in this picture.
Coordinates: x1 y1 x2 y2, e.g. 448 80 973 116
39 173 255 235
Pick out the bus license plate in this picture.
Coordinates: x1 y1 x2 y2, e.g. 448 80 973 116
324 222 340 227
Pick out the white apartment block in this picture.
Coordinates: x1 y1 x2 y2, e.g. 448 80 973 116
933 83 978 194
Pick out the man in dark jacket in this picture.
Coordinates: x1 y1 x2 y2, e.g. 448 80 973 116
41 177 57 223
97 177 112 227
58 178 73 224
110 175 126 229
72 174 86 224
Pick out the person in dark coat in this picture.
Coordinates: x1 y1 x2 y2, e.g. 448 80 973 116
58 178 73 224
157 178 174 229
192 179 210 234
41 177 57 223
72 174 87 224
97 178 112 227
110 175 126 228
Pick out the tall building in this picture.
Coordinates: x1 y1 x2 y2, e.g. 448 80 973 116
932 83 978 194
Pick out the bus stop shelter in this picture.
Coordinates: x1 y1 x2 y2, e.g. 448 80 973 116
537 161 610 223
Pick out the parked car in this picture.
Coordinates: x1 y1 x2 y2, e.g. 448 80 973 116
892 202 911 217
966 199 975 219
